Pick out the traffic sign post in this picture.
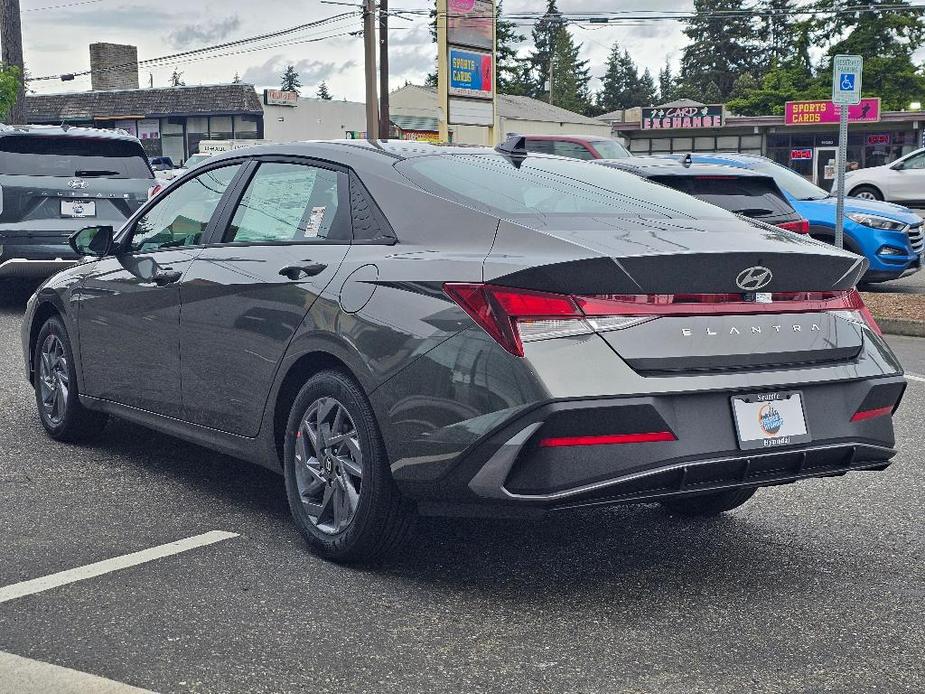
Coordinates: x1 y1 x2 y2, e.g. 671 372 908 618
832 55 862 250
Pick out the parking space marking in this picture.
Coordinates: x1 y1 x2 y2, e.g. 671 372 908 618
905 373 925 384
0 530 238 605
0 650 155 694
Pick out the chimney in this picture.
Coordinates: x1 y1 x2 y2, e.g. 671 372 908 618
89 43 139 91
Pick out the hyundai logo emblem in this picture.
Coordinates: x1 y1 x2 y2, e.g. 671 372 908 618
736 266 773 291
67 178 88 190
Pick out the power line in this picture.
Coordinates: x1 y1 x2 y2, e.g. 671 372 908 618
30 11 360 82
22 0 103 11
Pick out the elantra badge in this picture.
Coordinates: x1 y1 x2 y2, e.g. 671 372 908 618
736 266 773 291
67 178 88 190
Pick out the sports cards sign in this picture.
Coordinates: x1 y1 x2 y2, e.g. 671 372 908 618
448 47 493 100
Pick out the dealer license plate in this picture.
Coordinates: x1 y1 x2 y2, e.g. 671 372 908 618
61 200 95 218
731 391 811 450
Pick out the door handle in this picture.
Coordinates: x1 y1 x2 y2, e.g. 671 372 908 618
279 262 328 280
151 268 182 286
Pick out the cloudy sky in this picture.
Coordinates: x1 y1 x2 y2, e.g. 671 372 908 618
22 0 692 100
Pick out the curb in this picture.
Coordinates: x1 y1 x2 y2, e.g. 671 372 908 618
874 317 925 338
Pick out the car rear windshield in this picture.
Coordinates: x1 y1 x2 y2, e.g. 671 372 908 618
396 154 735 224
649 175 795 219
590 139 631 159
0 135 153 179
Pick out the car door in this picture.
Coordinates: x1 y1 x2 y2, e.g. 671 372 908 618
76 162 244 417
891 151 925 202
178 158 351 436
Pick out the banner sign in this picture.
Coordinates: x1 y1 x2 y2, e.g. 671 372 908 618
448 47 493 100
264 89 298 107
641 104 723 129
790 149 813 160
784 98 880 125
448 0 493 50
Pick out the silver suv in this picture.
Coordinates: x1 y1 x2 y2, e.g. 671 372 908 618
0 125 153 279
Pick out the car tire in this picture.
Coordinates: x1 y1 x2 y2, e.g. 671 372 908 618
849 185 883 201
660 488 756 516
283 369 416 563
33 316 109 442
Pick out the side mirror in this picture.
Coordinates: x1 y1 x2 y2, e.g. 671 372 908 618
890 161 905 171
69 225 114 257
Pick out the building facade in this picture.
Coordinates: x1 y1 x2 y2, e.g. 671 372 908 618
25 84 264 165
606 100 924 191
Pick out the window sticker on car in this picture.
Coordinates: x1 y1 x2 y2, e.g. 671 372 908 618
304 206 326 238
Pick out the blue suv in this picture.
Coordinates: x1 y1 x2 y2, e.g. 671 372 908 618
677 153 923 284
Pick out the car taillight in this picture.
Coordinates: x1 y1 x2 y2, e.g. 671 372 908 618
776 219 810 234
444 285 882 357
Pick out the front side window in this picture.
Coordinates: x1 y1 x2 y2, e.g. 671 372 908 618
130 164 241 252
225 162 348 243
901 152 925 169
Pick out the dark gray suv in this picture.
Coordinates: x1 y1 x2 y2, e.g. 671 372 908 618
0 125 153 279
21 139 906 563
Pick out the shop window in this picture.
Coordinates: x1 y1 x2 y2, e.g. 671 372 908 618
629 139 650 153
671 137 693 152
650 138 671 152
693 136 715 151
740 135 762 149
716 136 739 150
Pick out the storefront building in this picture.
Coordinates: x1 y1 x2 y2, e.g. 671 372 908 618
25 84 264 165
608 99 925 191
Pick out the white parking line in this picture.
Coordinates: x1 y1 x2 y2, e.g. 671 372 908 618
906 373 925 384
0 530 238 605
0 650 155 694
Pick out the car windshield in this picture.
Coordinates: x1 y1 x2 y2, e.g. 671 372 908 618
735 158 829 201
591 140 631 159
0 134 153 179
397 154 736 225
184 154 211 169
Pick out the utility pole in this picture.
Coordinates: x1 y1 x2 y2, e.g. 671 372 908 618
362 0 379 141
378 0 389 139
548 53 554 104
0 0 26 124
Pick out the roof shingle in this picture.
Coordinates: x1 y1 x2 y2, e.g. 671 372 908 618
26 84 264 123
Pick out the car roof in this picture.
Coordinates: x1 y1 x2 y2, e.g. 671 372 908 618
516 134 613 143
0 123 142 142
596 156 767 178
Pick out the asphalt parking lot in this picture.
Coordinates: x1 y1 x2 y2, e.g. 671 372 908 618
0 280 923 694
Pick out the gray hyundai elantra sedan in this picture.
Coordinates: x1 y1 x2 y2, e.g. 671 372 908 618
21 138 906 562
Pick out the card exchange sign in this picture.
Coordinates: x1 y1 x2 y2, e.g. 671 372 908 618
641 105 723 129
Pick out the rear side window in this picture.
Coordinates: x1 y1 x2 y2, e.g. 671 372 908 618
524 139 555 155
225 162 350 243
552 141 595 160
0 135 153 179
650 175 795 219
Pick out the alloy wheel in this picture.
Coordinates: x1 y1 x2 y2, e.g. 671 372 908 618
293 396 364 534
38 334 69 426
855 191 876 200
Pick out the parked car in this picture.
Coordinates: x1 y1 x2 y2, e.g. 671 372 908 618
844 146 925 204
182 153 212 170
0 125 153 279
597 156 809 233
678 152 923 283
148 156 176 172
520 134 631 160
22 138 904 563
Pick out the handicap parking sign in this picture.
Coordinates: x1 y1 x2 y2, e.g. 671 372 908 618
833 55 862 105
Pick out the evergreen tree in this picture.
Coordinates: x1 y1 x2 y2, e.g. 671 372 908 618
760 0 799 67
637 68 658 107
232 71 241 84
547 25 591 113
528 0 567 99
701 80 722 104
317 81 333 100
280 65 302 94
496 0 527 95
597 43 630 112
169 69 185 87
680 0 761 100
657 59 676 103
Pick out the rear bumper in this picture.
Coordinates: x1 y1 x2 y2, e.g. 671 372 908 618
0 257 77 278
402 375 905 517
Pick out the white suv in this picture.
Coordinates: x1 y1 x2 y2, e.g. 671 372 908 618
845 147 925 205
